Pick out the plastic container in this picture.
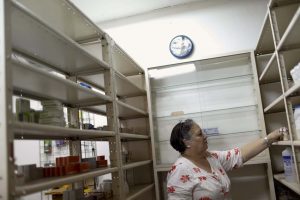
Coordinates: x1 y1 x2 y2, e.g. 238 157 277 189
293 105 300 140
290 62 300 83
282 147 297 182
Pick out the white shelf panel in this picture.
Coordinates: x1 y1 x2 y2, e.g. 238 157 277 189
122 160 152 170
259 53 280 84
15 167 118 196
120 133 150 140
126 184 154 200
12 59 112 106
294 140 300 146
112 44 144 76
264 95 285 113
277 6 300 50
117 101 148 119
273 140 293 145
13 122 115 140
14 0 104 42
256 13 275 54
274 173 300 195
115 71 146 98
11 1 109 75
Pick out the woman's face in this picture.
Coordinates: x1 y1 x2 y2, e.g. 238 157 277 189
188 123 208 153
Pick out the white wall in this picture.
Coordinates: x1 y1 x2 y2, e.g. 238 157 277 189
98 0 268 68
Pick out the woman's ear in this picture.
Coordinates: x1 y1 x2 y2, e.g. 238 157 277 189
183 139 191 148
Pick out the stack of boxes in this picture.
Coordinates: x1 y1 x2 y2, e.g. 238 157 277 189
39 100 65 127
16 98 40 123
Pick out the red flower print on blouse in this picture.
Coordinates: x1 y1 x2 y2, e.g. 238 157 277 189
212 175 220 182
221 187 229 196
198 176 207 181
199 197 212 200
211 152 218 159
167 186 175 193
219 168 225 175
234 148 239 155
169 165 176 174
226 151 231 160
180 175 190 183
193 167 201 173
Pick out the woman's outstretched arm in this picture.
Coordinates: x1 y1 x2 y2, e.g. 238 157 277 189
241 128 285 163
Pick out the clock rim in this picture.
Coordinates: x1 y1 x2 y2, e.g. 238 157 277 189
169 35 194 59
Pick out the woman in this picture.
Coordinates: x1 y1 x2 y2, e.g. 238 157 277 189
167 119 285 200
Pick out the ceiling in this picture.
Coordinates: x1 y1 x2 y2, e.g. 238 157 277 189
70 0 201 24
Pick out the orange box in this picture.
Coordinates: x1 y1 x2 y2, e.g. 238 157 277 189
96 160 107 168
97 155 105 161
80 162 90 172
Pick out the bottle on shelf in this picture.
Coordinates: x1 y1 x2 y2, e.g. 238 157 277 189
282 147 297 183
293 105 300 140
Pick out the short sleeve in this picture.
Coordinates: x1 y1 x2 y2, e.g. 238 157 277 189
210 147 243 171
167 163 195 200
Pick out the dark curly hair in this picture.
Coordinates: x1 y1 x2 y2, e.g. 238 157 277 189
170 119 194 153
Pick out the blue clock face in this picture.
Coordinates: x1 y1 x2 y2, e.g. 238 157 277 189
169 35 193 58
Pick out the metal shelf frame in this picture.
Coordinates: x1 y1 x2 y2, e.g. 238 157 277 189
1 1 155 199
255 1 300 195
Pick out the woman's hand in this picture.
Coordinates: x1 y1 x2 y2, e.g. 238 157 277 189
268 127 287 143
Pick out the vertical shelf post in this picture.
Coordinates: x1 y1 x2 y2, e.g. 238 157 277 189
0 1 13 199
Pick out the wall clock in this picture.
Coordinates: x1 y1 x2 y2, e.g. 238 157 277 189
169 35 193 58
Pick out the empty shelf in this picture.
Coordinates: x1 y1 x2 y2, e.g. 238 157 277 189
11 1 109 75
122 160 152 170
112 44 144 76
285 82 300 97
13 122 115 140
15 167 118 196
126 184 154 200
272 140 293 145
115 71 146 98
81 105 107 116
274 173 300 195
259 53 280 84
277 6 300 51
256 13 275 54
14 0 104 42
120 133 150 140
264 95 285 113
117 101 148 119
78 74 105 91
294 140 300 146
12 59 112 106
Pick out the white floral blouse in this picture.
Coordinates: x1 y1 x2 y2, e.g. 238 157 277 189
167 148 243 200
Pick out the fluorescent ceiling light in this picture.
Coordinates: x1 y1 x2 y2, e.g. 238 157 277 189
149 63 196 79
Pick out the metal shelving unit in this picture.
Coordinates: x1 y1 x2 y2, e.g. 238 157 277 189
255 0 300 196
0 0 154 199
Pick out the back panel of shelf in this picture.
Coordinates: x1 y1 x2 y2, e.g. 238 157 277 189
148 53 267 165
